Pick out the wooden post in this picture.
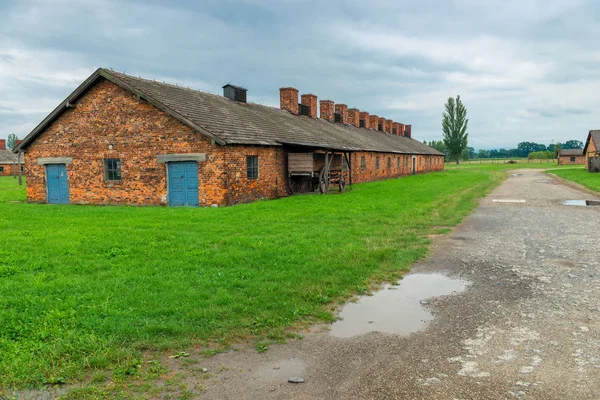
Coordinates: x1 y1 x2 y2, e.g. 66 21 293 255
18 151 22 186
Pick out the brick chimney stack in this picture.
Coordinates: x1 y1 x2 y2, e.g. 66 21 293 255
0 139 5 150
369 115 379 130
377 117 386 132
385 119 393 134
392 122 400 135
280 87 299 115
348 108 360 128
399 123 405 136
301 94 318 118
320 100 335 122
405 125 412 138
335 104 348 124
359 111 370 129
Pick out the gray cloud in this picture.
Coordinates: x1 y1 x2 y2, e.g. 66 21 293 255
1 0 599 150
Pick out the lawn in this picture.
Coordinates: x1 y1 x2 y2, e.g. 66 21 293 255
0 169 505 390
548 166 600 192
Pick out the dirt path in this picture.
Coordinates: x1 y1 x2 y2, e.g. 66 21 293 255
196 169 600 399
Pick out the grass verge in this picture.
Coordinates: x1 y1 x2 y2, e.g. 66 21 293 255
0 169 504 391
548 166 600 193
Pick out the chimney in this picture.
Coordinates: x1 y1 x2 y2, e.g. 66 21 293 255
369 115 379 130
320 100 335 122
335 104 348 124
385 119 393 134
399 123 405 136
280 87 299 115
359 111 370 129
301 94 318 118
377 117 386 132
348 108 360 128
392 122 400 136
405 124 412 138
0 139 5 150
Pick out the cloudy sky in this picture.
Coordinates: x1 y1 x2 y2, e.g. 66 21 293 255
1 0 599 149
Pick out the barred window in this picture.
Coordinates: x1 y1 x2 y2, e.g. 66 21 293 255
246 155 259 179
104 159 121 181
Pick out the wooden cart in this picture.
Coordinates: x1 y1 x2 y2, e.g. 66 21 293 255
288 152 348 194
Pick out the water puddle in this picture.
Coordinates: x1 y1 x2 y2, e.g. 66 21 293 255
562 200 600 206
329 274 469 338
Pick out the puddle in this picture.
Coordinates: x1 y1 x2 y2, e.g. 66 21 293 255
329 274 469 338
512 174 523 177
254 358 306 382
562 200 600 206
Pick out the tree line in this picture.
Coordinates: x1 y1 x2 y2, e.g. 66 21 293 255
427 139 584 161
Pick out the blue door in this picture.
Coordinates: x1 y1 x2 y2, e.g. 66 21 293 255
46 164 69 204
168 161 199 206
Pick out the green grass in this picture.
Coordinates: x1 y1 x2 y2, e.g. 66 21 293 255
0 169 505 390
549 166 600 192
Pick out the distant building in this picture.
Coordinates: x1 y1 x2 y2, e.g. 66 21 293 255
14 68 444 206
557 148 585 166
583 131 600 172
0 139 23 176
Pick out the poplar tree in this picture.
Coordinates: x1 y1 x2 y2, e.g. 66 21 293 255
442 96 469 164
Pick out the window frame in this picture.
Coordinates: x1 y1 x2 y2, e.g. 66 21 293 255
0 166 4 172
570 156 576 162
103 158 122 182
376 157 380 170
360 156 366 171
387 157 391 169
246 155 259 179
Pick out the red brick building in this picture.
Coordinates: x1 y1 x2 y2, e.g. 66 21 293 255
583 130 599 172
0 140 23 176
14 68 444 206
557 148 585 166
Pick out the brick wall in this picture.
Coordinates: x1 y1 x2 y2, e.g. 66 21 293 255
350 152 444 183
586 139 597 170
0 163 18 176
558 155 585 166
24 79 287 206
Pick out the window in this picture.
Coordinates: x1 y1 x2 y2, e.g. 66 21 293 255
570 157 576 162
20 165 24 172
387 157 391 169
246 155 258 179
397 157 400 168
0 166 3 172
104 158 121 181
376 157 380 170
405 156 409 166
361 156 366 170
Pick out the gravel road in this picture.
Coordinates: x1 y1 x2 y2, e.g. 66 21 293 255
197 169 600 399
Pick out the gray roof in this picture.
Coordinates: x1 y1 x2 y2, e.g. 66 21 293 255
16 68 443 156
0 149 22 164
584 130 600 154
559 148 584 156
